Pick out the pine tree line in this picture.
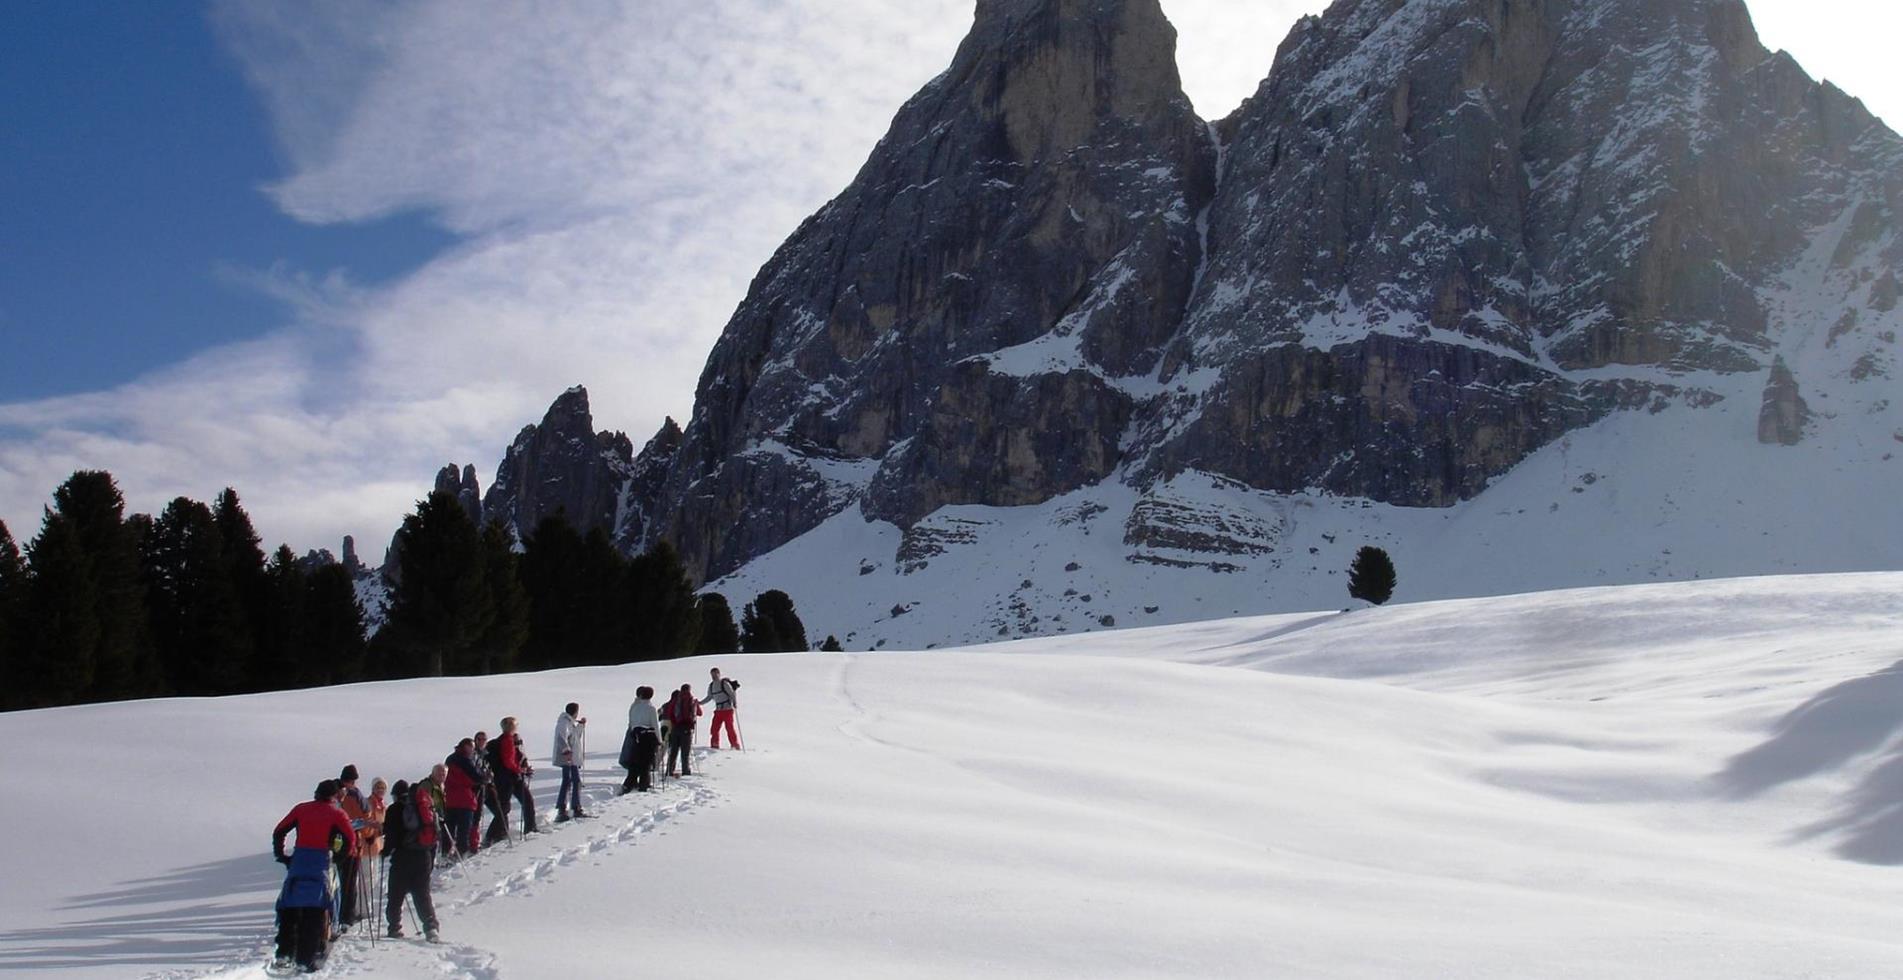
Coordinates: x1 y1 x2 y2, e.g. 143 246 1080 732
370 495 814 679
0 471 367 709
0 473 821 711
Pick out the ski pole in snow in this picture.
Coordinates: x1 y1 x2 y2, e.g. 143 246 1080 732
734 709 747 753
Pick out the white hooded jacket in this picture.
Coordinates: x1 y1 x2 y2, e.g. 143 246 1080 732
552 712 585 768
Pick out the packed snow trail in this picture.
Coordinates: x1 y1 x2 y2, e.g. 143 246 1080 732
2 573 1902 977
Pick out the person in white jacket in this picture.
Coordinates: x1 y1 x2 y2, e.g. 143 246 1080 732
552 703 587 822
620 687 661 794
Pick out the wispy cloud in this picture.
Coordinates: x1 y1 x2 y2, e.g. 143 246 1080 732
0 0 1310 552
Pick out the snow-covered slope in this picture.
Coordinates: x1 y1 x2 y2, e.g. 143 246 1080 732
2 573 1902 977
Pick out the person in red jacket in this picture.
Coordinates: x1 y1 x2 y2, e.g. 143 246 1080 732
493 716 539 835
271 779 356 972
443 738 483 859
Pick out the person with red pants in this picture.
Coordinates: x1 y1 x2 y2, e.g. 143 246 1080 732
271 779 357 973
699 667 740 749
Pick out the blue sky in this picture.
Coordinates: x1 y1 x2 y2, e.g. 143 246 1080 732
0 3 454 401
0 0 1895 554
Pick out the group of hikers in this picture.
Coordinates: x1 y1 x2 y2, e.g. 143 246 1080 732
266 667 741 974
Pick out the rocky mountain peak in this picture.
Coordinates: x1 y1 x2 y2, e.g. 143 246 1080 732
964 0 1189 163
481 386 636 546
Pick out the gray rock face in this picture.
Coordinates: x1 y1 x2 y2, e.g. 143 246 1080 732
629 0 1214 580
481 386 637 545
1137 0 1901 499
1757 357 1811 445
536 0 1903 585
431 464 482 527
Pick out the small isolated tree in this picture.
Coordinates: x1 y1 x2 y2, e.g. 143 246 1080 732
818 635 844 653
742 589 808 653
1346 546 1397 606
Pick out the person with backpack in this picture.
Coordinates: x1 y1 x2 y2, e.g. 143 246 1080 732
425 764 452 859
271 779 356 973
620 686 661 794
552 702 589 822
334 765 368 930
444 738 485 857
662 683 701 777
699 667 741 749
382 779 440 942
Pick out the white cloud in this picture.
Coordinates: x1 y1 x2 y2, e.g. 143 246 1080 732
2 0 1893 556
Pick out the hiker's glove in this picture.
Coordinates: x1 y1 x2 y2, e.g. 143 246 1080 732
275 852 290 866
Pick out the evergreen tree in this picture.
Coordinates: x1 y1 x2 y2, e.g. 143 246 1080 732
381 492 490 677
818 634 844 652
20 512 98 706
739 599 779 654
573 528 628 665
623 540 701 660
142 497 252 695
306 563 368 684
0 521 20 708
1347 546 1398 606
519 515 583 671
696 592 740 655
262 545 311 689
471 521 529 675
212 488 271 690
50 471 156 698
742 589 808 653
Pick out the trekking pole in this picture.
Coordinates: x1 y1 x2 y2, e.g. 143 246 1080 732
735 709 747 753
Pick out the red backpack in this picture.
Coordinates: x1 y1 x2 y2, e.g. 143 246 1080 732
663 690 694 726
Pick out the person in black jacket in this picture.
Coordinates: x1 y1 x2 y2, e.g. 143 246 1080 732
382 780 439 942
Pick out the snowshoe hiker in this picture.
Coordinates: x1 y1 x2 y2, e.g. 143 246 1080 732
620 686 661 793
476 730 510 846
492 716 537 836
271 779 356 973
553 702 588 821
662 684 701 777
444 738 484 858
382 779 440 942
334 765 368 930
425 764 451 858
700 667 740 749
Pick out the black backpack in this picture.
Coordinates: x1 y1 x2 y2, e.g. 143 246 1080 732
383 785 422 850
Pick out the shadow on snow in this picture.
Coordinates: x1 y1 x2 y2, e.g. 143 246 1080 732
1715 657 1903 864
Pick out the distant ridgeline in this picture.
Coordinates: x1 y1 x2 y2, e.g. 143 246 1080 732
0 469 812 711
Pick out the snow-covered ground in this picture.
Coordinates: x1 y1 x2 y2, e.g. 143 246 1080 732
3 572 1903 978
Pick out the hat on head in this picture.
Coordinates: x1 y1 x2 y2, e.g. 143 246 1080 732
340 764 359 782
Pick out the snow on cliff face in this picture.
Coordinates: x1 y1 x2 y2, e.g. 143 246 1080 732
455 0 1903 650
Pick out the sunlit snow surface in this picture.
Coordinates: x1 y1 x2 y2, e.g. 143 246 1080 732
1 573 1902 977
